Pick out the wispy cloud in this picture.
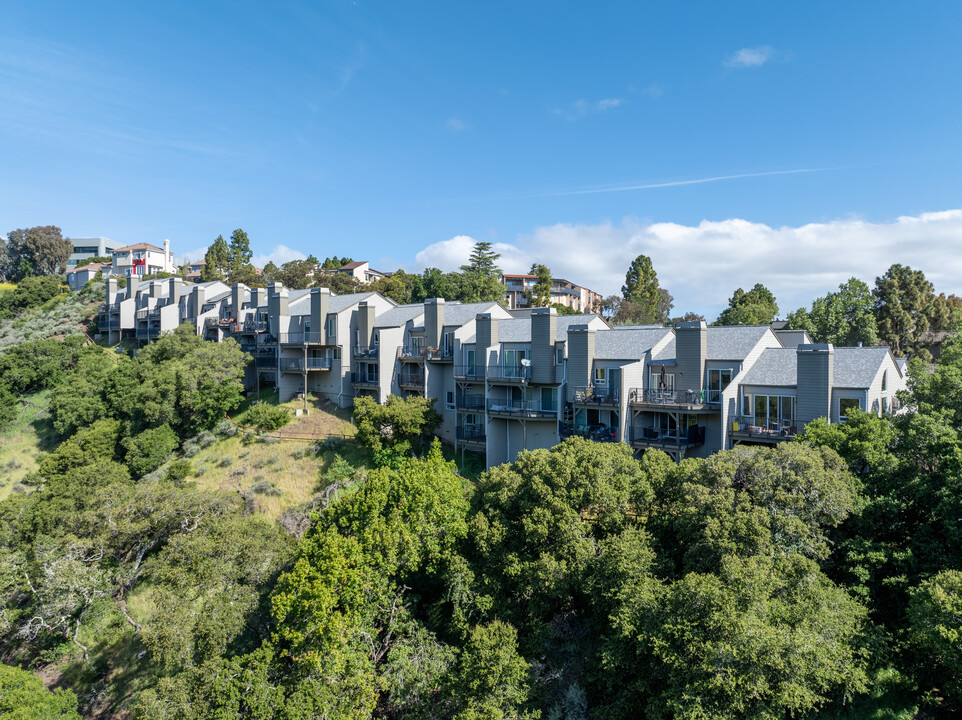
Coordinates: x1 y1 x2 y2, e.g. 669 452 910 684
532 167 828 198
446 117 469 132
410 209 962 319
251 244 307 268
553 97 625 121
724 46 774 68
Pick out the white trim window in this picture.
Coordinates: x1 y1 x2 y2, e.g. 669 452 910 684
839 398 861 423
446 391 455 411
594 367 607 385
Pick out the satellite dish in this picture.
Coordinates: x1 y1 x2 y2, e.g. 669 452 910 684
520 358 531 367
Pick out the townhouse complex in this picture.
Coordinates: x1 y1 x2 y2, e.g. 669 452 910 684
98 277 907 467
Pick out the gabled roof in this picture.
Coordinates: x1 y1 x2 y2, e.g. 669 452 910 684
774 329 814 348
497 314 607 343
331 291 380 313
595 327 673 360
339 261 368 270
833 347 894 388
69 262 109 273
707 326 772 360
114 242 166 253
375 304 425 329
442 301 508 327
651 338 675 364
739 345 896 389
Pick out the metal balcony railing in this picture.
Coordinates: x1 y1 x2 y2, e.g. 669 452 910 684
397 346 427 361
254 355 277 367
486 398 557 417
486 365 532 382
425 346 453 361
457 394 485 411
731 417 796 439
628 388 717 407
353 345 379 358
135 308 150 319
454 365 486 380
279 332 324 345
456 425 486 442
243 319 268 332
351 371 380 386
628 425 706 447
573 386 619 405
279 357 332 371
398 372 425 387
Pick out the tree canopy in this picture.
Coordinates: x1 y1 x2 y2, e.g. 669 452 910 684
714 283 779 325
4 225 73 280
786 277 879 346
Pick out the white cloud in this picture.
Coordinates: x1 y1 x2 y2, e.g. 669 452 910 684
446 117 468 132
724 46 774 68
251 244 307 268
411 210 962 320
553 97 625 121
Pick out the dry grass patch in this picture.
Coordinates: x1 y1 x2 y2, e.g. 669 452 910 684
0 390 57 499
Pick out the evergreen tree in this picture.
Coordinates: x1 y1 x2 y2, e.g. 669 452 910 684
714 283 779 325
200 236 230 282
621 254 668 323
460 241 502 277
529 263 552 307
227 228 258 285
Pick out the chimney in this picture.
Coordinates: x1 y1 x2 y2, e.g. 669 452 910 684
232 283 247 319
168 277 183 306
531 307 557 384
268 288 289 330
475 313 500 349
164 238 171 268
424 298 445 350
796 344 834 426
106 278 117 306
567 324 595 402
357 301 376 348
191 284 207 318
312 288 330 343
126 275 139 300
150 281 162 299
252 287 268 309
675 321 708 395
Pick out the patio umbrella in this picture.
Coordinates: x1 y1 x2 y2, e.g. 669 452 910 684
659 366 666 389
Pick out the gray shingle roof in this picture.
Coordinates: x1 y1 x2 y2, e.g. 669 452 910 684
707 326 772 360
833 347 892 388
739 346 893 389
595 328 673 360
651 338 675 364
739 348 798 386
375 304 425 328
496 315 606 343
330 292 380 313
442 302 506 327
774 329 813 348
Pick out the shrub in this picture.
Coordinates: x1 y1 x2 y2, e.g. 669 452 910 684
196 431 216 449
214 418 238 437
219 456 233 468
123 424 179 478
182 442 201 458
250 479 282 496
244 402 292 431
253 454 280 469
163 459 193 482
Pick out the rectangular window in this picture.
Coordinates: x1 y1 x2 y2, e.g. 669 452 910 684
411 335 424 352
446 391 455 410
594 368 607 385
707 368 732 403
556 347 564 365
839 398 861 422
651 369 674 391
443 331 454 353
541 387 557 412
465 348 476 374
326 316 336 339
503 349 528 377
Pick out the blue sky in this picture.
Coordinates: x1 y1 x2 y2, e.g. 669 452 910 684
2 1 962 316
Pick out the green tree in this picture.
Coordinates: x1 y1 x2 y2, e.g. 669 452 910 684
714 283 779 325
460 241 501 277
0 663 81 719
0 275 63 318
123 423 179 477
621 254 666 322
907 570 962 706
786 278 879 346
528 263 552 307
200 236 230 282
352 394 442 464
873 263 938 357
48 351 118 437
5 226 73 280
227 228 258 285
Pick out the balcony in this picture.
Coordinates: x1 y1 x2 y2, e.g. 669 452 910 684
398 371 425 390
730 417 796 443
397 346 426 363
486 365 532 383
425 346 453 362
279 332 324 345
454 364 486 381
353 345 379 359
457 394 485 411
628 388 718 411
243 320 268 332
135 308 150 319
256 333 278 345
628 425 706 450
254 355 277 368
279 357 332 372
351 371 380 388
486 398 557 418
456 425 486 444
573 386 619 406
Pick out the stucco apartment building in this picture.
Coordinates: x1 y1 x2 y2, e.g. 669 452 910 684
99 281 908 467
500 273 602 313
